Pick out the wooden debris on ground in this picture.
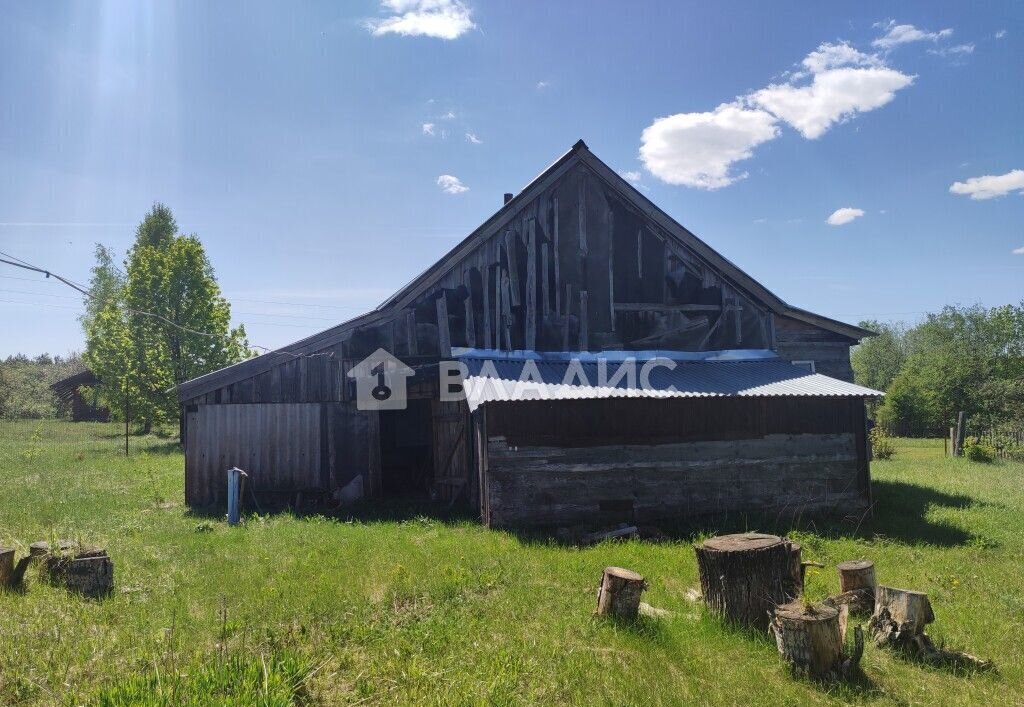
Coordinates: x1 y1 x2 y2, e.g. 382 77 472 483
769 601 864 679
638 601 674 619
581 525 638 545
32 540 114 598
595 566 647 619
695 533 791 630
868 585 994 672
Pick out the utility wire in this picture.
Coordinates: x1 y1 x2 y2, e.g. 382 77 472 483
0 253 333 358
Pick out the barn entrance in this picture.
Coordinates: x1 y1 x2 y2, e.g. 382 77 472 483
378 398 434 498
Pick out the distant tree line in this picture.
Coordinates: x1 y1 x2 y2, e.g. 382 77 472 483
0 353 84 419
852 303 1024 437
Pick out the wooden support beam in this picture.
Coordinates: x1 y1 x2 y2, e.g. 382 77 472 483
553 196 561 314
637 227 643 279
614 303 723 313
578 290 589 351
494 266 502 350
540 242 550 321
525 219 537 349
482 263 491 349
405 309 418 356
436 295 451 358
578 175 587 255
608 209 615 331
501 271 513 350
503 229 520 307
562 282 572 350
464 291 476 349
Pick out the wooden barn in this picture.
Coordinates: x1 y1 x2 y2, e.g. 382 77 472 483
51 369 111 422
178 140 882 527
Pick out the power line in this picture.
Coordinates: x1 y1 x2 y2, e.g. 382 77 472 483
0 253 332 357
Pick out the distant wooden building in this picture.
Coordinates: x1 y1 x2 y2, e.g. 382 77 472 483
178 141 881 526
51 369 110 422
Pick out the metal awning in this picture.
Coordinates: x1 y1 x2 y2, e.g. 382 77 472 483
453 348 883 412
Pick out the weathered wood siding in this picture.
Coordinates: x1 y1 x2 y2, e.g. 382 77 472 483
774 315 856 382
481 397 869 529
185 403 323 507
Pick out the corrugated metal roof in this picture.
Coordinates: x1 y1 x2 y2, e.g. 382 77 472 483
455 349 882 412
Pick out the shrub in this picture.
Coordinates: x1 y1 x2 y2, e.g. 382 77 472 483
869 426 896 460
964 438 996 463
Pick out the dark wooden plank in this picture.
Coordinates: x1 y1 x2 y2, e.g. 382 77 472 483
436 295 451 357
579 290 589 351
503 229 520 307
525 218 537 349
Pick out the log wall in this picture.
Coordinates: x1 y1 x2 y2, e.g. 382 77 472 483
481 397 869 529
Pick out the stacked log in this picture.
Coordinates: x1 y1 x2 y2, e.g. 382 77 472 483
596 567 647 619
694 533 790 630
0 548 13 587
32 541 114 598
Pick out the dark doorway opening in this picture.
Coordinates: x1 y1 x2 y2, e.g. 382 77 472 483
379 398 434 498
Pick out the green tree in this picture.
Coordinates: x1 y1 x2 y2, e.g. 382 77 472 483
851 319 908 391
79 243 125 333
85 204 250 431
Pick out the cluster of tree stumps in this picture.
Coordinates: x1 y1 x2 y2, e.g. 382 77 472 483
689 532 993 680
0 540 113 598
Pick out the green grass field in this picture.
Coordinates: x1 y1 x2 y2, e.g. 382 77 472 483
1 421 1022 705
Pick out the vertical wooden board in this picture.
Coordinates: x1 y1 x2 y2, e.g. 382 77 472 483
608 210 615 331
436 294 451 358
503 230 520 307
464 287 476 349
553 195 561 314
525 219 537 349
494 266 502 349
577 173 588 255
406 310 418 356
482 263 492 349
368 411 381 497
579 290 589 351
501 271 513 350
541 242 550 321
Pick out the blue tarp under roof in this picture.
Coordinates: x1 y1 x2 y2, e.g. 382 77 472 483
452 348 883 412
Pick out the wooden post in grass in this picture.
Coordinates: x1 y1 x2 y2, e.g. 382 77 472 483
0 548 13 587
695 533 789 630
836 560 876 614
596 567 647 619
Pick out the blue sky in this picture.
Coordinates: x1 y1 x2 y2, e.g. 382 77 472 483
1 1 1022 357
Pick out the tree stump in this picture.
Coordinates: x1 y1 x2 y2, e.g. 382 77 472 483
0 548 13 587
60 548 114 598
596 567 647 619
695 533 790 630
869 585 934 647
837 560 876 614
770 602 846 678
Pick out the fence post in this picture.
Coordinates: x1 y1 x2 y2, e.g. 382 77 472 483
227 467 247 525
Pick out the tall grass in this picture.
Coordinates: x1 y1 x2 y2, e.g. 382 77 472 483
0 421 1021 704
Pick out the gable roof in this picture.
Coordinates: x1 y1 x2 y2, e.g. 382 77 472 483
178 140 873 402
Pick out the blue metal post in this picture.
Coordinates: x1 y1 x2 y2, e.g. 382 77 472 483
227 467 246 525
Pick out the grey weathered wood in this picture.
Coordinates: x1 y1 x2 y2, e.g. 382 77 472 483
578 290 589 351
494 266 502 349
596 567 646 619
405 310 418 356
482 263 491 349
637 227 643 278
464 290 476 349
608 209 615 331
436 295 451 358
578 174 587 255
613 303 723 313
501 271 513 350
562 282 573 351
540 242 550 321
696 533 788 630
553 195 561 314
504 229 520 307
525 219 537 349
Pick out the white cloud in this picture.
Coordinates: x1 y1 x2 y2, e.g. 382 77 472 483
949 170 1024 200
639 102 779 189
640 41 914 188
753 218 768 224
422 122 436 136
928 43 974 57
367 0 475 40
750 63 913 139
1013 246 1024 255
440 110 456 120
536 81 550 90
827 207 865 225
996 30 1007 39
620 170 642 183
872 21 953 50
465 132 482 144
437 174 469 194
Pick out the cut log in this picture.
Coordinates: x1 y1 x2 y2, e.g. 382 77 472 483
0 547 13 587
694 533 789 630
596 566 647 620
61 548 114 598
770 602 844 678
837 560 876 614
